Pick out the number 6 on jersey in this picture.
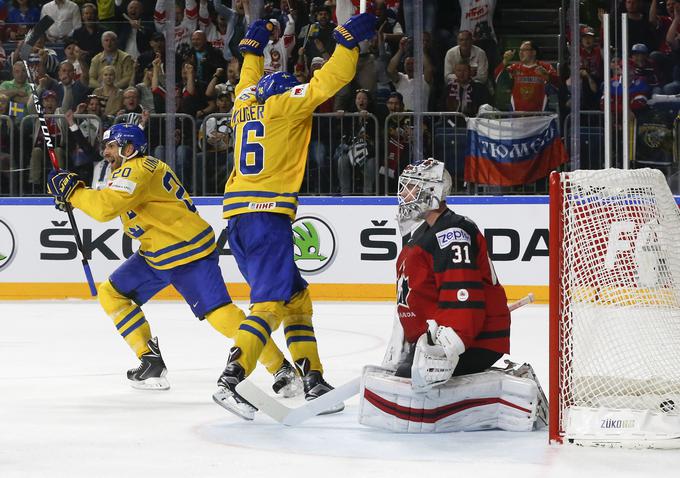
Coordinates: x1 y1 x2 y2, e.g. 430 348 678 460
237 121 265 175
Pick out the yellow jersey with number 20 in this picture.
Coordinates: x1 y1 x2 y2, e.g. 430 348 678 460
222 45 359 220
70 156 216 270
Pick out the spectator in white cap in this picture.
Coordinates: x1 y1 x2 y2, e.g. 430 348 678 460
630 43 661 92
263 16 296 74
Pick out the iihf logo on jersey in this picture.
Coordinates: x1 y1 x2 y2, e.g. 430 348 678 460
0 219 17 271
292 215 337 275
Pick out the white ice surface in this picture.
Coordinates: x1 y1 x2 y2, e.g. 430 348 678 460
0 301 676 477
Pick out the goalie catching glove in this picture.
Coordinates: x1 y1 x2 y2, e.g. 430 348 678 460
411 320 466 391
47 169 84 203
239 19 274 56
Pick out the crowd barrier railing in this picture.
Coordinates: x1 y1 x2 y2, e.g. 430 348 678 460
198 113 232 196
382 112 468 194
18 114 102 196
4 110 620 198
562 111 605 171
0 115 15 196
302 112 381 195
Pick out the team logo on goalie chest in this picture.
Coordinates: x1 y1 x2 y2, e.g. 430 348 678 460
0 219 17 271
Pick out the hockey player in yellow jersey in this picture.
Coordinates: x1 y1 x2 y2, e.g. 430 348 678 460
46 123 302 396
214 15 376 419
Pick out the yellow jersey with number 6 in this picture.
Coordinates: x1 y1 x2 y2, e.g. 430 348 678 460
222 45 359 220
70 156 215 270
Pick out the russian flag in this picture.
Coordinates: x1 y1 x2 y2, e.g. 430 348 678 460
464 115 567 186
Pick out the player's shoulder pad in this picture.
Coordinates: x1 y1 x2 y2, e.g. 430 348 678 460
238 86 257 102
289 83 309 98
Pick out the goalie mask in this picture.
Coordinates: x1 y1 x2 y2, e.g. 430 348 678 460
397 158 452 225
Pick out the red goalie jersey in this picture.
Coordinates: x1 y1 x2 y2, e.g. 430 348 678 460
397 209 510 354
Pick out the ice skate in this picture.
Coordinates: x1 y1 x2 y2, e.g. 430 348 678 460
272 359 303 398
213 361 258 420
296 359 344 415
127 337 170 390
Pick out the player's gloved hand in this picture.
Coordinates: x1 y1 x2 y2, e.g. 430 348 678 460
53 196 68 212
47 169 84 202
239 19 274 56
333 13 377 49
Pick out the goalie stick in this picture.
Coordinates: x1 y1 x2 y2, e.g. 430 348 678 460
235 376 361 426
20 16 97 296
509 292 535 312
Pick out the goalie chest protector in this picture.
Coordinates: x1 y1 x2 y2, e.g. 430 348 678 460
396 209 510 354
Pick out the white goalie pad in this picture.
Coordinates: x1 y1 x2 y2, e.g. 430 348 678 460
359 364 546 433
381 315 406 371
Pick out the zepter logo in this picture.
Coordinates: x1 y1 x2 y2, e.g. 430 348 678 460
0 219 17 271
292 215 337 275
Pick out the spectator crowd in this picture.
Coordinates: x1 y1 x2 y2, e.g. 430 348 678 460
0 0 679 195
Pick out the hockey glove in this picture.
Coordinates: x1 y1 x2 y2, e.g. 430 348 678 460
239 20 274 56
333 13 377 50
53 196 68 212
47 169 84 202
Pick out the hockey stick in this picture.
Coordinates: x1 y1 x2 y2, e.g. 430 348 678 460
20 17 97 297
508 292 535 312
239 294 536 425
236 376 361 426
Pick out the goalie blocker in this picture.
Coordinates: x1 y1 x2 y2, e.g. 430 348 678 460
359 362 548 433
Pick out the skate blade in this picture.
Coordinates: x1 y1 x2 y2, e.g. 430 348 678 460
130 377 170 391
212 391 257 420
315 401 345 415
277 378 304 398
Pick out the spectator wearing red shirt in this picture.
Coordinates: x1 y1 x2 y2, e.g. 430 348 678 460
580 26 603 83
494 41 558 112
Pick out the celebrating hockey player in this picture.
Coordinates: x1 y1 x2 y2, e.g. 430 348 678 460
358 158 547 432
214 14 376 419
45 123 301 395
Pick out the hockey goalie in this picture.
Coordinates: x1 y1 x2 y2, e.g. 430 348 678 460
359 158 548 433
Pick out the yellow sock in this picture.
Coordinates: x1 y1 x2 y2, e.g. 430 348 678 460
205 303 285 375
99 280 151 358
283 289 323 374
231 301 285 375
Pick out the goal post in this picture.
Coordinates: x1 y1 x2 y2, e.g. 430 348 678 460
549 168 680 448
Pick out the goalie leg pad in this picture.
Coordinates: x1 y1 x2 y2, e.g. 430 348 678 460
359 367 542 433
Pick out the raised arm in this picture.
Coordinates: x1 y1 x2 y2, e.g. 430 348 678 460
387 37 407 84
291 14 376 114
234 20 272 94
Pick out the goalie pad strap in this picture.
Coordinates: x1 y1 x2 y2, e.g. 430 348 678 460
359 366 540 433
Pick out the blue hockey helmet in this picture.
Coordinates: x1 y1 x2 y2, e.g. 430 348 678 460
255 71 300 104
102 123 147 160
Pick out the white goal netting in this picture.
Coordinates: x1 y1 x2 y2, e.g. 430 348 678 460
557 169 680 432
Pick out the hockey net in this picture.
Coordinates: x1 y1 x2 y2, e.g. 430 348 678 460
549 169 680 447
